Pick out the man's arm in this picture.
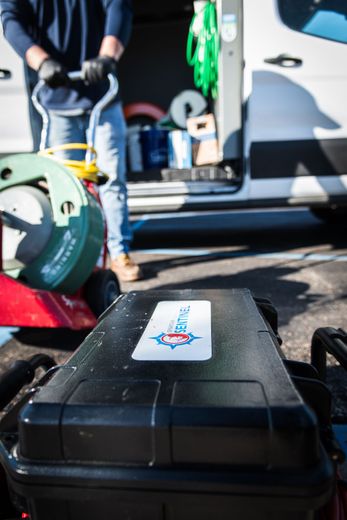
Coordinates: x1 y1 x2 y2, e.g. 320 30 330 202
81 0 132 84
102 0 133 59
0 0 45 68
99 35 124 62
0 0 49 69
25 45 49 71
1 0 68 86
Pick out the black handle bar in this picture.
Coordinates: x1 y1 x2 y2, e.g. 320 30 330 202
311 327 347 381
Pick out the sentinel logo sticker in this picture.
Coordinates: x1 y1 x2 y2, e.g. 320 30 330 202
152 332 201 349
132 301 211 361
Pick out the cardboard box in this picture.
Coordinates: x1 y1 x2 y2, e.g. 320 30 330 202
187 113 219 166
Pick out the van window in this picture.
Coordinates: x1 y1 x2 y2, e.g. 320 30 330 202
278 0 347 44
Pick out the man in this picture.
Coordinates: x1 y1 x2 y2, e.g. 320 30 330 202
0 0 142 282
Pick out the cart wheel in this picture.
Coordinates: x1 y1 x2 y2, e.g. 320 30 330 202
84 269 120 317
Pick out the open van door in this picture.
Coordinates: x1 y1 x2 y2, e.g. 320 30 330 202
245 0 347 208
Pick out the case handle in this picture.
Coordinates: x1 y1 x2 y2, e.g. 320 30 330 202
311 327 347 381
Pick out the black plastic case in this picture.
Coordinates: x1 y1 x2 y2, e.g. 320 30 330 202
1 290 333 519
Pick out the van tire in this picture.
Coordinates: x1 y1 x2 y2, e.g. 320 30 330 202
310 206 347 227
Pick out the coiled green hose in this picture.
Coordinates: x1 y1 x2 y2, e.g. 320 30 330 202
186 1 219 99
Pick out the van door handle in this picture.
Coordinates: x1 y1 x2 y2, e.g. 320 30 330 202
264 54 303 67
0 69 11 80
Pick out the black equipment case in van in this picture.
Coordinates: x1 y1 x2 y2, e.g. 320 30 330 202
0 290 334 519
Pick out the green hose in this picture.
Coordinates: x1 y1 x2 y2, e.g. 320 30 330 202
186 1 219 99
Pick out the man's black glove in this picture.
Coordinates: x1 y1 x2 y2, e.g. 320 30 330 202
82 56 117 84
38 58 69 88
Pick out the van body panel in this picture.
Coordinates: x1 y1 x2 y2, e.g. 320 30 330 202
244 0 347 184
0 31 32 153
245 0 347 141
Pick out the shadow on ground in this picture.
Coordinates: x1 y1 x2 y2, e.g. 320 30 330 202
138 262 323 329
133 210 346 252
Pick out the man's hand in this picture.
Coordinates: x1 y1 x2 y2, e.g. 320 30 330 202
38 58 69 88
82 56 117 84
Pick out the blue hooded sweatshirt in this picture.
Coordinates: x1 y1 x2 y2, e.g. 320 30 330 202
0 0 132 111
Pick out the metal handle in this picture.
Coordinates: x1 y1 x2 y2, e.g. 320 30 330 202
264 54 303 68
311 327 347 381
31 71 119 156
86 73 118 164
0 69 11 80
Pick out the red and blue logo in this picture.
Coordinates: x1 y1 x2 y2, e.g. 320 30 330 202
151 331 201 350
150 304 201 350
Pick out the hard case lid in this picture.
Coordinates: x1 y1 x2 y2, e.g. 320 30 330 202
19 289 319 470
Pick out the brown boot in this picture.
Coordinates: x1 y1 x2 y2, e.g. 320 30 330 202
110 253 143 282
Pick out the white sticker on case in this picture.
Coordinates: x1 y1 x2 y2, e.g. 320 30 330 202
132 300 212 361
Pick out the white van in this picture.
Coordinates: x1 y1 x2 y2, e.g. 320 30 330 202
1 0 347 221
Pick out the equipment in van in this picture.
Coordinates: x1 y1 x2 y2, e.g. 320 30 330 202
0 289 346 519
168 89 207 129
187 112 219 165
124 102 166 173
139 90 206 171
123 102 166 124
140 126 169 169
187 1 219 99
0 71 121 328
168 130 193 169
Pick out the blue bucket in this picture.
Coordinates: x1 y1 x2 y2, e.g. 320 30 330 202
140 128 169 169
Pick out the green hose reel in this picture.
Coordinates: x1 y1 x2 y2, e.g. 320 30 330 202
0 153 104 294
186 1 219 99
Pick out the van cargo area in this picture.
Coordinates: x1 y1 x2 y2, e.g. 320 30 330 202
118 0 244 200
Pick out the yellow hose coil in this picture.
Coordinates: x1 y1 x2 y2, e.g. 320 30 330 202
38 143 109 184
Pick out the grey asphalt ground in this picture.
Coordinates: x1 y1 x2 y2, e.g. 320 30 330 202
1 207 346 423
